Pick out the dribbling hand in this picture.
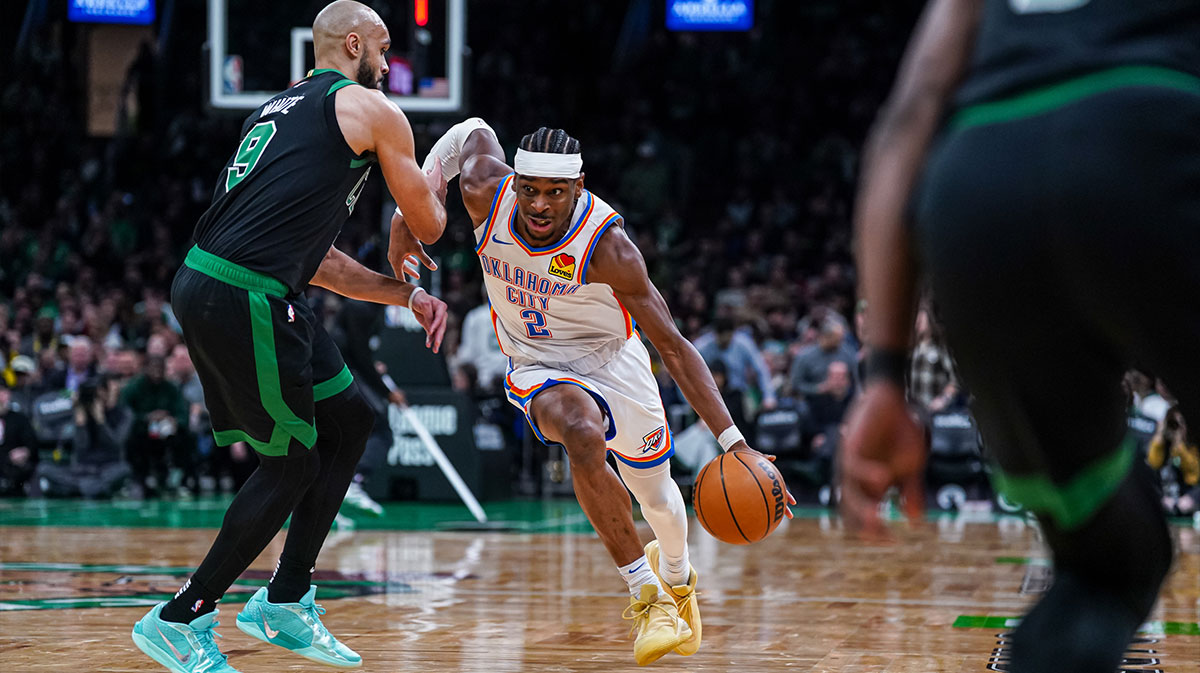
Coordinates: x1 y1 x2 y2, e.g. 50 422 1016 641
729 443 797 519
410 290 448 353
840 382 926 540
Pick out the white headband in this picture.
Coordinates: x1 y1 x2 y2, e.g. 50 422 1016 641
514 148 583 179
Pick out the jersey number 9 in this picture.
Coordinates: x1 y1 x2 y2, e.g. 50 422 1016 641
226 121 278 192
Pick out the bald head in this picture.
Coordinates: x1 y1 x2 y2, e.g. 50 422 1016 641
312 0 390 88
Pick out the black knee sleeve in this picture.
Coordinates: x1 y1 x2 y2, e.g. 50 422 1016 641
1011 462 1172 673
315 383 374 462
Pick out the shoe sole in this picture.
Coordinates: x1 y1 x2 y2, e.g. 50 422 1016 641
132 629 193 673
634 629 691 666
644 541 701 656
235 617 362 668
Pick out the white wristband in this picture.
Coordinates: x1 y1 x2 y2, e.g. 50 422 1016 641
716 426 745 452
407 286 427 311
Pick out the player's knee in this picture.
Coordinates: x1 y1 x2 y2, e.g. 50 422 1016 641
559 425 607 469
296 446 322 490
316 383 375 456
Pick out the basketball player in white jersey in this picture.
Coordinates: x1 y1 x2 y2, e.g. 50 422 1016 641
392 119 794 665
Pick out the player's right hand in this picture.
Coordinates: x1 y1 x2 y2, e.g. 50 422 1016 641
410 290 448 354
840 382 927 541
730 445 797 519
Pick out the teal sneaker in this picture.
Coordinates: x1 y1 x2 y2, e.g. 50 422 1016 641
236 586 362 668
131 603 241 673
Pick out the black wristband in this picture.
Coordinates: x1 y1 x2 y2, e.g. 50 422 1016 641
864 348 908 387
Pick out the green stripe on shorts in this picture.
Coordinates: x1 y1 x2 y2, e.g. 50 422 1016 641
248 291 317 451
213 425 293 457
313 365 354 402
951 66 1200 131
989 435 1136 531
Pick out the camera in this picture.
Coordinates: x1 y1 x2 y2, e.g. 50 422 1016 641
77 378 100 406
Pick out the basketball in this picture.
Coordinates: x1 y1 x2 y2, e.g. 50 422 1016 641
693 450 789 544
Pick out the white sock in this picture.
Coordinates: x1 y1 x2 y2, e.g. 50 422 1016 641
617 461 690 585
660 546 690 587
618 555 662 598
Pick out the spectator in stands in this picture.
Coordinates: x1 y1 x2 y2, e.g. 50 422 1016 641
19 307 59 358
1149 407 1200 516
788 317 858 400
909 306 959 413
45 337 98 393
0 382 39 496
36 374 131 498
693 317 777 411
6 355 38 414
120 354 192 497
805 360 856 458
1126 369 1170 423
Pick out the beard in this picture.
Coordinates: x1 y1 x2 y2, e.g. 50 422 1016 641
355 55 381 89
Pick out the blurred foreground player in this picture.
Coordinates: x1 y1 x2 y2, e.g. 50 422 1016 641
131 2 449 671
393 119 793 665
842 1 1199 672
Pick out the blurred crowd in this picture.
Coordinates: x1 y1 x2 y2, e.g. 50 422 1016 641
2 1 1195 516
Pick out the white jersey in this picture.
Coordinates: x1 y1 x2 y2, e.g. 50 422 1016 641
474 173 632 374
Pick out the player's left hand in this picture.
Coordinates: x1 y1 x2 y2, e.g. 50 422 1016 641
410 290 448 353
729 444 797 519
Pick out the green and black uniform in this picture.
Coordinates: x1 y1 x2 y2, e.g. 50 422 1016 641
913 1 1198 671
158 69 382 625
171 69 372 457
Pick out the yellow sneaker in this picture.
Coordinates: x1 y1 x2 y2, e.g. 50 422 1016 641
622 584 691 666
644 540 701 656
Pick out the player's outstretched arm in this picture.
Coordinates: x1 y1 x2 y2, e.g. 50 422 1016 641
335 87 447 244
311 245 447 351
842 0 982 539
588 225 794 514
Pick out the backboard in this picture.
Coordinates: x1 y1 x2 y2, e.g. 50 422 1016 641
208 0 464 113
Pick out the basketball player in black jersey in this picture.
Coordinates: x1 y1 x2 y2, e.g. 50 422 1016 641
842 1 1199 672
131 2 448 671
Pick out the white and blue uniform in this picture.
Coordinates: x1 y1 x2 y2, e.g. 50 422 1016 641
475 173 673 469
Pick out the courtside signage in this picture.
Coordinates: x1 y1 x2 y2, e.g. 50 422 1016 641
666 0 754 31
68 0 156 25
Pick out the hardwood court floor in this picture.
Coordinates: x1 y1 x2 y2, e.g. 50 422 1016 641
0 500 1197 672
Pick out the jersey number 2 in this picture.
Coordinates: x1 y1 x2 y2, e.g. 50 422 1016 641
521 309 552 338
226 121 278 191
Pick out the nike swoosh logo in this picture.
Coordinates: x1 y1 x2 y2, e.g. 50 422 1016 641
155 623 191 664
263 616 280 639
491 234 513 245
627 562 646 574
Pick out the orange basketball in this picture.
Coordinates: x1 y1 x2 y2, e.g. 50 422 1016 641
693 450 788 544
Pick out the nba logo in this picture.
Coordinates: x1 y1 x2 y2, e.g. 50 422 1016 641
191 599 204 613
287 304 295 323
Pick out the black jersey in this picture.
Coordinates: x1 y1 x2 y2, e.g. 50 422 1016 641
192 69 375 295
955 0 1200 108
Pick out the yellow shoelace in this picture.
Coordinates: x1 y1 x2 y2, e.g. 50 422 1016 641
621 597 677 639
